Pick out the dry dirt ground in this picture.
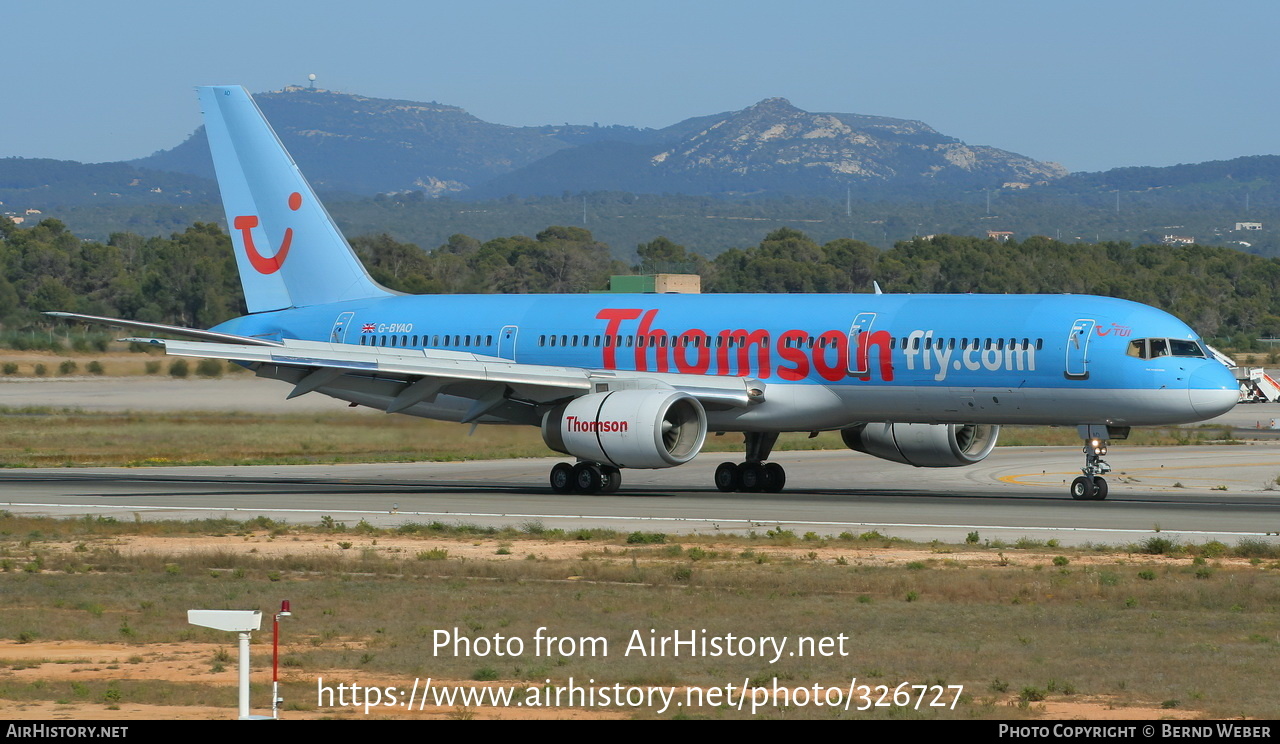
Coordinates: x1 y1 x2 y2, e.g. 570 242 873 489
0 533 1238 721
0 637 1198 721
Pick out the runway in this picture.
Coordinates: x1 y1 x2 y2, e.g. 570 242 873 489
4 446 1279 547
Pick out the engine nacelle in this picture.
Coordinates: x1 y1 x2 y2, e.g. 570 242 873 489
541 389 707 469
841 423 999 467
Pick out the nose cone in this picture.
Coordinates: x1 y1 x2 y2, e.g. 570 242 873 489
1189 362 1238 419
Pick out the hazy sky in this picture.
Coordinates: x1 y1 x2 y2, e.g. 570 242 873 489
3 0 1276 173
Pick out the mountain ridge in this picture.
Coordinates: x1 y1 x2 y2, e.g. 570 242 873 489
128 86 1066 198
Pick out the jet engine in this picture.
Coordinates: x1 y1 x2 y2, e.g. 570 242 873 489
841 423 999 467
541 389 707 469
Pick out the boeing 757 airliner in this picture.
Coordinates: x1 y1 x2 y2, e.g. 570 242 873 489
50 86 1239 499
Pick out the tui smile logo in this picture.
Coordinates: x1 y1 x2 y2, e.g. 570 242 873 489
234 192 302 274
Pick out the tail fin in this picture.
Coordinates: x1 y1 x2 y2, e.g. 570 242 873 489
198 85 393 313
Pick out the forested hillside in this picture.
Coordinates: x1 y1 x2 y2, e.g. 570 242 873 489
3 216 1278 347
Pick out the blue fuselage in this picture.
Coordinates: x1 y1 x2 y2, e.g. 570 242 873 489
213 292 1239 430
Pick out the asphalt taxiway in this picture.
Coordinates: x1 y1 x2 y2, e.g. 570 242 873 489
2 376 1278 546
3 446 1278 547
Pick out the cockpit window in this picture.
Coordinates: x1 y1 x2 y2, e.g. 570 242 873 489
1169 339 1205 357
1126 338 1206 360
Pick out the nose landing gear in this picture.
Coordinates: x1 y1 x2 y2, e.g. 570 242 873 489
1071 426 1117 500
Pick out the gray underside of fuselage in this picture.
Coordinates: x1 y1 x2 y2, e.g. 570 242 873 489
253 364 1199 432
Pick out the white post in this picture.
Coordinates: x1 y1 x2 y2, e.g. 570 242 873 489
187 610 264 720
238 631 252 720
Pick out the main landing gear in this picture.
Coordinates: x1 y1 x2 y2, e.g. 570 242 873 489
549 461 621 494
715 432 787 493
1070 429 1112 501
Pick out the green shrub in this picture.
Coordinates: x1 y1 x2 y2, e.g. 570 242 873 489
1234 539 1277 559
195 358 224 378
86 361 105 375
144 361 161 375
33 364 47 376
1052 556 1070 566
58 360 78 375
1139 536 1178 555
168 359 189 377
2 363 16 375
1200 541 1228 559
626 531 666 544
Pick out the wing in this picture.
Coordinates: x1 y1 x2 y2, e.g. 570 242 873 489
156 337 766 425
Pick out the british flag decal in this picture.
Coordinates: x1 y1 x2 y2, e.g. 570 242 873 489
361 323 376 333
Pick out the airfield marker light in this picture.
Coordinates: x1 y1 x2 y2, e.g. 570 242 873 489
273 600 292 719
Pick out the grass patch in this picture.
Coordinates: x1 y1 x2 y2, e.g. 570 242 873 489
0 513 1277 719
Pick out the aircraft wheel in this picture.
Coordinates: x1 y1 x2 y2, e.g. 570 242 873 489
762 462 786 493
1091 476 1109 501
1070 476 1094 500
572 463 603 494
738 462 765 492
714 462 739 492
550 462 574 493
600 466 622 494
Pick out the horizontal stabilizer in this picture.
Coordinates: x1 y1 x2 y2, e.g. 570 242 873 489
45 312 284 347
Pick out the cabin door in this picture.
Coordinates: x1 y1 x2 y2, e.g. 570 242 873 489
847 312 878 375
1065 319 1095 380
498 325 519 360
